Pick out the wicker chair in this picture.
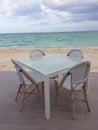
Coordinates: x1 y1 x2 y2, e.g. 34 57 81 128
67 49 83 59
54 61 90 119
11 59 44 111
29 49 45 59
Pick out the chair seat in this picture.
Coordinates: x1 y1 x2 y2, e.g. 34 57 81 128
11 59 44 111
67 49 83 59
23 70 43 84
56 75 84 91
29 49 45 59
54 61 91 119
29 72 44 84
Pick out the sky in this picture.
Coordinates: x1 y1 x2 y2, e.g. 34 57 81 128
0 0 98 33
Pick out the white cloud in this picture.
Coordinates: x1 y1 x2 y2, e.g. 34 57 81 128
0 0 9 14
44 0 98 6
41 4 53 14
40 4 72 22
44 0 71 6
13 0 35 8
0 0 98 33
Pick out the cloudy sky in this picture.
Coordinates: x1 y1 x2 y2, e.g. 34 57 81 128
0 0 98 33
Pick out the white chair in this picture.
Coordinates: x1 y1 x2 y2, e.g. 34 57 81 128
54 61 91 119
67 49 83 59
29 49 45 59
11 59 44 111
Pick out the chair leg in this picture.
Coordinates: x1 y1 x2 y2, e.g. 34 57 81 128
55 85 59 103
71 92 76 120
18 97 24 111
41 82 44 94
83 88 90 112
15 84 22 101
18 85 26 111
54 80 59 103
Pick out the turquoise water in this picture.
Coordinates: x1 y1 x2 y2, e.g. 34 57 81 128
0 31 98 48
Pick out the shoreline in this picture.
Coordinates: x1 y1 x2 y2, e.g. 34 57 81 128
0 48 98 72
1 46 98 49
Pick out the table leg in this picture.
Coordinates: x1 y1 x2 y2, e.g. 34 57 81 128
44 76 50 120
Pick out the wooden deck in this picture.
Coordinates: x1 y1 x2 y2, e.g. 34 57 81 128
0 71 98 130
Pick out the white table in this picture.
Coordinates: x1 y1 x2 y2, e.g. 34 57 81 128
18 54 83 120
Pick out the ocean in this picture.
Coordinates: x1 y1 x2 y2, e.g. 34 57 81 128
0 31 98 49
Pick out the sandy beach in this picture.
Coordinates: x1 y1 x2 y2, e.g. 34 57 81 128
0 48 98 72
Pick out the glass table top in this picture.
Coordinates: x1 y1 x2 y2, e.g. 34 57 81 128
18 54 83 75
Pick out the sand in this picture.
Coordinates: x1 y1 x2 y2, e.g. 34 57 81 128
0 48 98 72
